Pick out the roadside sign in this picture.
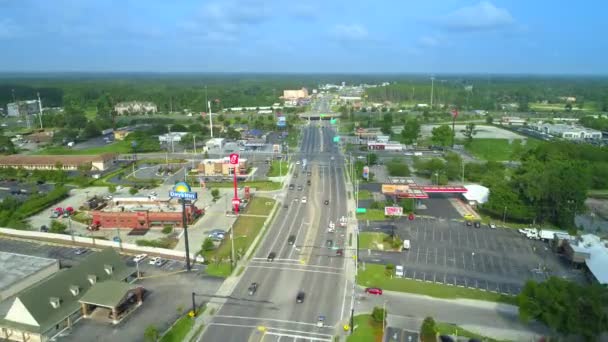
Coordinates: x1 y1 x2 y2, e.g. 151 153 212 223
333 136 340 143
330 119 337 124
356 208 367 213
362 166 369 179
229 153 239 165
384 206 403 216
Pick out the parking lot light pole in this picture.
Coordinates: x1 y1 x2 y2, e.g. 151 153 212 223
182 198 192 272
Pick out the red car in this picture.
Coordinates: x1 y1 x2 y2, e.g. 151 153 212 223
365 287 383 295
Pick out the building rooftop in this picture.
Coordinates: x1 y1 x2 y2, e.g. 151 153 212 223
103 201 184 213
0 153 117 166
0 252 58 294
570 234 608 284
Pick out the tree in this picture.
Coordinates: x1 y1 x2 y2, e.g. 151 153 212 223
129 187 139 195
0 136 16 155
430 125 452 147
367 153 378 166
420 317 437 342
485 115 494 124
224 127 241 140
518 95 530 112
202 237 215 251
211 189 220 201
400 119 421 144
386 159 410 177
143 325 160 342
49 220 67 234
380 121 392 135
108 184 116 193
461 123 477 142
518 277 608 340
565 103 573 111
371 306 387 323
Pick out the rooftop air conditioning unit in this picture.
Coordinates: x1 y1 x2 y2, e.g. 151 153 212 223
49 297 61 309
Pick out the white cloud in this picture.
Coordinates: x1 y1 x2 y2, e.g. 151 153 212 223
438 1 515 32
330 24 369 42
0 18 19 39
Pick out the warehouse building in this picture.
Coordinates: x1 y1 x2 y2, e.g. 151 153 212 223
0 248 140 342
0 154 117 172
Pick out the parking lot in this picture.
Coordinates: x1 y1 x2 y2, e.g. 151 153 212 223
359 218 584 295
0 238 222 342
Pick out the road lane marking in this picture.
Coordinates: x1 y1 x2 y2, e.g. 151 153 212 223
249 260 344 270
246 265 342 275
214 315 333 332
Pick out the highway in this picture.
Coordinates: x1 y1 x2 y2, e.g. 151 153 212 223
201 121 353 341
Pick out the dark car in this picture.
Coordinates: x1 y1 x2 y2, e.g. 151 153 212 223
324 200 329 205
326 240 333 248
267 252 276 262
474 221 481 228
248 282 258 295
40 225 48 232
336 249 344 256
283 203 288 209
288 235 296 245
296 291 305 303
307 180 311 185
466 221 473 227
289 184 295 190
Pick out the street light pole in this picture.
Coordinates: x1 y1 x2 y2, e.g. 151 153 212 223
182 198 192 271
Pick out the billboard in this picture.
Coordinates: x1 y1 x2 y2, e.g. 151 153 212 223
381 184 409 194
277 116 287 128
362 166 369 179
384 206 403 216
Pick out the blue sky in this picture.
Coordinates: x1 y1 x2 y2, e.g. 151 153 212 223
0 0 606 74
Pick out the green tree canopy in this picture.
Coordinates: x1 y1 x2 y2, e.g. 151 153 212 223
400 119 421 144
430 124 453 147
420 316 437 342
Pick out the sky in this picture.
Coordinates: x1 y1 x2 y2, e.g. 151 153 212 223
0 0 606 74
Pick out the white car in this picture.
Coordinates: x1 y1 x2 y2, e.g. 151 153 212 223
133 254 148 263
296 161 301 165
301 197 307 204
395 265 404 277
489 223 497 229
149 256 161 265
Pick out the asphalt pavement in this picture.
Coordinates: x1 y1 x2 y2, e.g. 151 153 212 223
201 122 352 342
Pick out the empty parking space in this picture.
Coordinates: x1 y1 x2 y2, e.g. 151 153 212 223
361 217 580 295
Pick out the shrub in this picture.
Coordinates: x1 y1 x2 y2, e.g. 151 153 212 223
420 317 437 342
371 306 387 323
49 220 67 234
162 225 173 234
385 263 395 276
202 237 215 252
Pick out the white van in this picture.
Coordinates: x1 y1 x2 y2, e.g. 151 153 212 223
301 197 307 204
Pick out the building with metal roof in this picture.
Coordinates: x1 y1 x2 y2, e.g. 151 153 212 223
564 234 608 285
0 248 139 342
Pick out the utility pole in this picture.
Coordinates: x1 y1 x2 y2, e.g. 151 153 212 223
503 206 507 224
208 100 214 138
430 76 435 109
193 135 197 154
37 92 43 129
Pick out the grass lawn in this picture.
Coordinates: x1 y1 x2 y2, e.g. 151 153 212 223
464 138 542 161
357 190 373 200
244 197 276 216
435 322 509 342
267 160 289 177
588 189 608 199
359 232 394 251
37 140 134 155
347 314 383 342
204 263 232 277
207 181 282 191
357 264 517 305
160 316 194 342
356 209 386 221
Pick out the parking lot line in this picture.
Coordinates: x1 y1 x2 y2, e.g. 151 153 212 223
425 247 429 264
434 247 438 265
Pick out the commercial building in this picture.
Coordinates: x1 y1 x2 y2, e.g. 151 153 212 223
462 184 490 206
6 101 40 117
355 128 383 139
0 153 117 172
0 253 59 302
563 234 608 285
500 116 527 126
367 141 403 151
533 123 602 140
114 101 157 115
91 197 203 229
0 248 140 342
205 138 225 150
196 157 248 176
158 132 188 143
282 88 309 100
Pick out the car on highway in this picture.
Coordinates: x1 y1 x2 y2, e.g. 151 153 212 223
283 203 288 209
324 200 329 205
133 254 148 263
326 239 333 248
336 249 343 256
267 252 276 262
289 184 295 190
297 185 303 191
365 287 383 295
248 282 258 295
296 291 305 303
307 180 311 185
74 248 88 255
296 161 300 165
301 197 307 203
288 235 296 245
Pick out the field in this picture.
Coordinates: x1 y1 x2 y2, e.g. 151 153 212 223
357 264 517 305
356 209 386 221
464 138 541 161
36 141 134 155
421 124 526 140
530 102 595 112
356 190 372 200
266 161 288 177
358 232 394 251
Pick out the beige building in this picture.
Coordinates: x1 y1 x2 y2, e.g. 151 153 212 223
0 252 59 302
197 157 248 176
283 88 309 100
0 154 117 172
114 101 157 115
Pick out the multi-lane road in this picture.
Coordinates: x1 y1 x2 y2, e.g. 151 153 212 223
201 123 353 341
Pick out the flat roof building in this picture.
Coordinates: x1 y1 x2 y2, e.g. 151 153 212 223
205 138 225 149
196 157 248 177
533 123 602 140
0 153 117 171
564 234 608 285
0 253 59 302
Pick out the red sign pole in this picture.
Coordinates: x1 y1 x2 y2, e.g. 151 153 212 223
230 153 239 214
